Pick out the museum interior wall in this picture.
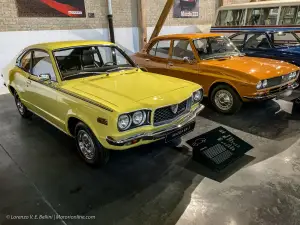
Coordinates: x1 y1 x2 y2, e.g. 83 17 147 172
0 0 248 87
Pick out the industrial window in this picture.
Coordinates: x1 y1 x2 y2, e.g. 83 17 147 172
148 40 171 59
246 7 278 25
172 40 195 60
279 6 300 25
32 51 56 82
215 9 245 26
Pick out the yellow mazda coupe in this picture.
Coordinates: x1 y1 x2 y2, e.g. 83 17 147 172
3 40 204 166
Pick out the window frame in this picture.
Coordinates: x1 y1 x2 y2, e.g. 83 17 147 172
229 33 247 50
31 49 57 82
146 39 172 60
215 9 246 26
243 32 273 50
52 45 137 81
169 38 198 63
17 50 33 74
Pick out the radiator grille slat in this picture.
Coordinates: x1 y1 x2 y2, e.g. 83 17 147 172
154 97 192 126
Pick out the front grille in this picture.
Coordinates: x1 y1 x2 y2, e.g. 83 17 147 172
269 84 288 94
154 97 192 126
267 72 296 88
267 76 282 87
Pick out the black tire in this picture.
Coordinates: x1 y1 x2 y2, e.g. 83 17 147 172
210 84 242 114
14 92 32 118
75 122 110 167
167 137 183 148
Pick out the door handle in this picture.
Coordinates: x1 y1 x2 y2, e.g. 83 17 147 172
26 80 31 85
168 62 174 66
145 59 150 61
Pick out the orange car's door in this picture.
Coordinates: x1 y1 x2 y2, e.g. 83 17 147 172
139 39 171 75
166 39 199 83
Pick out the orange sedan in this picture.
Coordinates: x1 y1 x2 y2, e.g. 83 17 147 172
132 33 300 114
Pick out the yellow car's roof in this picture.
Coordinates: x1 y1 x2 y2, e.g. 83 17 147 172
27 40 114 51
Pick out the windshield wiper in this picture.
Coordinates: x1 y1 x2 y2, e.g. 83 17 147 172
106 67 137 73
63 71 108 80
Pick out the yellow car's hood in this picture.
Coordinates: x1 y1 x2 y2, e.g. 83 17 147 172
62 70 199 111
202 56 299 80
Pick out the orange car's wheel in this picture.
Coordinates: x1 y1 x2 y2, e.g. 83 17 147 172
75 122 110 167
210 84 242 114
14 92 32 119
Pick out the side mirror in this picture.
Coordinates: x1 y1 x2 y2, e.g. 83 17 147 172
38 73 51 82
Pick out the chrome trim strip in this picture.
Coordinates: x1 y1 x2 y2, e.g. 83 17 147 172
106 104 204 146
243 82 299 100
28 77 114 112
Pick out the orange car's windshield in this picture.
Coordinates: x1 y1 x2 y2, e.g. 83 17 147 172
193 36 241 60
53 45 135 80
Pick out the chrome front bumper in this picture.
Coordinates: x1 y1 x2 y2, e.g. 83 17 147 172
243 82 299 100
106 104 205 146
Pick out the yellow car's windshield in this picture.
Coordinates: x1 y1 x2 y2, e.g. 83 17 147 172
53 45 136 80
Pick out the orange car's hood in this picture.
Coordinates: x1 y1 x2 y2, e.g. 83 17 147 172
202 56 298 80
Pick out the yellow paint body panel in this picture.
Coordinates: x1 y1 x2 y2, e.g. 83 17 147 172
4 40 202 150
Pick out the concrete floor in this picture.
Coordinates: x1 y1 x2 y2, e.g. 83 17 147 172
1 93 300 225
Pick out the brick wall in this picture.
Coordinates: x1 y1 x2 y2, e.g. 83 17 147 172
0 0 249 32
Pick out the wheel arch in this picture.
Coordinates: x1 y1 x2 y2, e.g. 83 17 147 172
8 85 16 96
208 81 241 99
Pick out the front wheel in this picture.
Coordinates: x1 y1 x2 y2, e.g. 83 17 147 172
210 84 242 114
14 92 32 118
75 122 110 167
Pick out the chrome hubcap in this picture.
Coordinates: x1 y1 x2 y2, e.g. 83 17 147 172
214 90 233 111
77 130 95 160
16 96 25 114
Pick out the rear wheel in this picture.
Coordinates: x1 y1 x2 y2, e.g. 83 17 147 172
75 122 110 167
14 92 32 118
210 84 242 114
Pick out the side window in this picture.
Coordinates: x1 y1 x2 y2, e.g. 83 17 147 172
246 7 278 25
148 40 171 59
32 51 57 82
19 52 32 73
230 34 246 49
244 34 271 49
149 42 158 56
279 6 300 25
172 40 195 60
216 9 245 26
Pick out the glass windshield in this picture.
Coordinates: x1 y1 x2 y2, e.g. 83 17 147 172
193 36 240 60
269 32 300 47
54 45 135 80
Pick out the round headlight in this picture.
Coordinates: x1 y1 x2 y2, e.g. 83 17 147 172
256 81 262 89
289 71 297 80
118 114 131 130
193 89 203 102
262 80 268 88
132 111 146 125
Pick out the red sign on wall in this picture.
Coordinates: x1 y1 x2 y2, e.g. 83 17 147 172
16 0 86 17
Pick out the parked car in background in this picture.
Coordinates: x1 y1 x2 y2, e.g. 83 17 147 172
229 31 300 67
132 33 299 114
3 40 204 167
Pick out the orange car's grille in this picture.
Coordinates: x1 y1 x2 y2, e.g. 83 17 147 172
153 97 192 126
269 84 289 94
